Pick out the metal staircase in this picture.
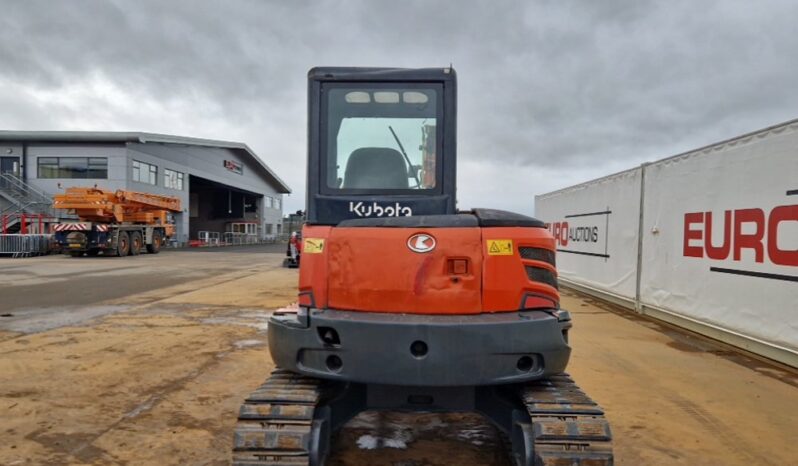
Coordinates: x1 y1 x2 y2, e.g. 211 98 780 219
0 172 57 233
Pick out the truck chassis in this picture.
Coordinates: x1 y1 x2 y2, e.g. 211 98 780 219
54 222 167 257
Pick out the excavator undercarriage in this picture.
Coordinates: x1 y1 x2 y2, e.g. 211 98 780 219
232 369 612 465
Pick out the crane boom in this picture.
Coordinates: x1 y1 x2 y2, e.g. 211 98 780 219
53 187 181 223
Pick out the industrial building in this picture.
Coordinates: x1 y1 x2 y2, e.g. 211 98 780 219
0 131 290 242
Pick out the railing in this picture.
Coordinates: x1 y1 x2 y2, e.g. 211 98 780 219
1 213 56 234
0 172 53 204
0 172 55 217
191 230 277 247
0 198 53 217
223 232 261 245
198 231 221 246
0 234 52 258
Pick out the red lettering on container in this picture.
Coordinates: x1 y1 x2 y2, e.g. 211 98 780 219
684 205 796 267
683 212 704 257
768 205 798 266
733 208 765 263
704 211 732 260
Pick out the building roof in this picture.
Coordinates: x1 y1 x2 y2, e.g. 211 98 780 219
0 130 291 193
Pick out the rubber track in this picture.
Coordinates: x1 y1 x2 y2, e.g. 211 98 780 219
520 373 613 465
233 370 613 466
232 369 326 466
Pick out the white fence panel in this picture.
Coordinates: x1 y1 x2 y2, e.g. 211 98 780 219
535 119 798 367
639 123 798 356
0 234 52 257
535 168 642 304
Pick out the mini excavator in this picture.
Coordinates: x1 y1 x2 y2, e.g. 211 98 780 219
232 67 613 465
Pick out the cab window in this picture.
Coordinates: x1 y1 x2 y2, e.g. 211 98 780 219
325 87 440 191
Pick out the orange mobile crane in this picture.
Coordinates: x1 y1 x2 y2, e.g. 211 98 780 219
52 187 181 257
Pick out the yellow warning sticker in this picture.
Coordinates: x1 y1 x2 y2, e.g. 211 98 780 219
304 238 325 254
487 239 513 255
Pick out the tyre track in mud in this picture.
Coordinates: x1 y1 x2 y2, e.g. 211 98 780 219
0 255 292 464
595 345 777 466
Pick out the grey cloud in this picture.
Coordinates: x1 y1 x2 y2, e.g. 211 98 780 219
1 0 797 214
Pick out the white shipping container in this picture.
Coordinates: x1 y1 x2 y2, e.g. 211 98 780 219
535 119 798 367
535 168 642 306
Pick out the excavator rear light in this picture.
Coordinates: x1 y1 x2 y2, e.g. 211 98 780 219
522 294 558 310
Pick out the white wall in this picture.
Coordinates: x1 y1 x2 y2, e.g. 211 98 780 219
536 168 642 304
535 120 798 367
639 123 798 358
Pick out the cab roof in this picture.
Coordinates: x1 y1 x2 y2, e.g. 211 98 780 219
308 67 456 82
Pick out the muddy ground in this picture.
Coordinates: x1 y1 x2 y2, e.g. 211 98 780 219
0 245 796 465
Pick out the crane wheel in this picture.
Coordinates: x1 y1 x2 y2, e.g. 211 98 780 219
129 231 142 256
117 231 130 257
146 230 162 254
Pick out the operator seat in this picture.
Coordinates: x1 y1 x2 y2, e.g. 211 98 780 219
343 147 409 189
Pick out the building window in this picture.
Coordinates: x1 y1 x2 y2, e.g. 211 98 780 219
265 224 273 235
37 157 108 179
87 158 108 178
264 196 273 208
274 197 281 210
37 158 58 178
164 168 184 190
132 160 157 185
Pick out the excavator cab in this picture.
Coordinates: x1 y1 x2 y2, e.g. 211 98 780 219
232 67 613 466
305 67 457 224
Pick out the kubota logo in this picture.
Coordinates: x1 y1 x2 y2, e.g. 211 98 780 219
349 201 413 217
407 233 436 253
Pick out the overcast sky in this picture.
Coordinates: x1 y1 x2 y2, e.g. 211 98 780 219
2 0 797 215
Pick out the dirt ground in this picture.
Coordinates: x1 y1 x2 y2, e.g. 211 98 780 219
1 246 796 465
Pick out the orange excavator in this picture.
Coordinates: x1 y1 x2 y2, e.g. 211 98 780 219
52 187 181 257
232 67 613 465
